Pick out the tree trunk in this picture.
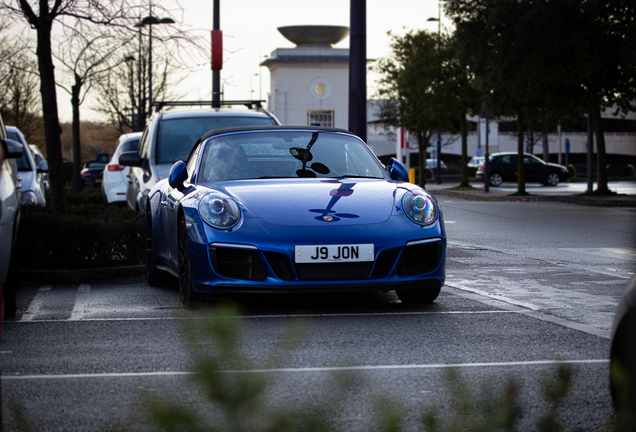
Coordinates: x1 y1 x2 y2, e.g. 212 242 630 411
542 124 549 162
418 131 426 187
72 75 82 193
516 113 527 195
36 22 66 214
592 106 610 194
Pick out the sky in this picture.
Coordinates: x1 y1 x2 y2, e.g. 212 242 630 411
57 0 450 121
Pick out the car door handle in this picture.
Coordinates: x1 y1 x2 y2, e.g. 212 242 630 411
160 200 168 207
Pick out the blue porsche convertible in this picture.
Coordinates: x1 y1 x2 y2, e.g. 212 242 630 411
145 126 446 306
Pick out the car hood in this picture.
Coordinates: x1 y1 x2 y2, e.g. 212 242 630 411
221 179 397 226
546 162 567 171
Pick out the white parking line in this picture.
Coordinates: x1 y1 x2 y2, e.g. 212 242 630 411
0 359 608 381
7 310 518 324
19 286 51 322
445 284 611 339
69 284 91 321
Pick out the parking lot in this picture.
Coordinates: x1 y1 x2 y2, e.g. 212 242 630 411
2 197 634 430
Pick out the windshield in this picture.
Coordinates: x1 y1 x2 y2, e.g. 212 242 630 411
197 131 387 183
156 116 277 164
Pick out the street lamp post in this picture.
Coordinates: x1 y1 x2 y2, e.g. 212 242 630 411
136 11 174 117
124 55 136 130
427 2 442 185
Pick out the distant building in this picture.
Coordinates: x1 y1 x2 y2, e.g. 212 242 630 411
262 25 350 130
262 25 635 169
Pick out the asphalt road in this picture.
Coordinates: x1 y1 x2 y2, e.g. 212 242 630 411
2 197 634 431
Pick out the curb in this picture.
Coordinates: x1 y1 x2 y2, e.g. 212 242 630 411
21 265 145 284
430 189 636 207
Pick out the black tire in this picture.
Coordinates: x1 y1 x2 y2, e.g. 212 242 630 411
396 286 441 304
178 217 200 308
145 209 169 286
489 172 503 187
545 172 560 186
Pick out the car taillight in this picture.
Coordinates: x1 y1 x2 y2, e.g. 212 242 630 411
107 164 125 172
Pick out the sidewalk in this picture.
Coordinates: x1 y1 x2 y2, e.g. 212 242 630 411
426 182 636 207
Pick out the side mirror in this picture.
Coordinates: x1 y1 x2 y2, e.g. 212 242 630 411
119 151 142 167
386 157 409 182
38 160 49 172
1 138 24 159
168 160 188 191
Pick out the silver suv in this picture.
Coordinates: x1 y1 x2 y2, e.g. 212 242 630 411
7 126 48 206
120 105 280 212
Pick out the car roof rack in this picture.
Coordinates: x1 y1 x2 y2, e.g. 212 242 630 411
152 100 266 111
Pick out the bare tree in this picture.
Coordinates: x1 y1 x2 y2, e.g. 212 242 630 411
94 43 185 132
55 20 136 192
0 18 41 136
0 1 137 214
93 16 208 132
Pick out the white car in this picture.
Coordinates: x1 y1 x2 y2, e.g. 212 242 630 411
7 126 48 206
102 132 142 205
1 116 23 317
29 144 49 193
119 106 280 212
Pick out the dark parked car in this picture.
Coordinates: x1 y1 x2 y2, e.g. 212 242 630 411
476 152 569 186
81 161 106 186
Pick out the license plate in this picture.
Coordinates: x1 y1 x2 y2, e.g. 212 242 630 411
295 244 374 263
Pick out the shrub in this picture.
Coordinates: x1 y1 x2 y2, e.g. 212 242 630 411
18 188 144 270
607 164 635 179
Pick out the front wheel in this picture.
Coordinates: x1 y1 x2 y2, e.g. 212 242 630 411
545 172 560 186
489 172 503 187
178 217 200 308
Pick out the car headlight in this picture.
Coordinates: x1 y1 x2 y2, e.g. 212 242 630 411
199 192 241 229
402 190 438 225
21 190 38 205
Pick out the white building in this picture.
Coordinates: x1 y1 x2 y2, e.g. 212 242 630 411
262 25 635 166
262 25 350 129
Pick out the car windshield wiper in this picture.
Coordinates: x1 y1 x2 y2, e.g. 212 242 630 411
338 174 384 179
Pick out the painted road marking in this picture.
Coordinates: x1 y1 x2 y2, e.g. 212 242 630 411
19 286 51 322
1 359 608 381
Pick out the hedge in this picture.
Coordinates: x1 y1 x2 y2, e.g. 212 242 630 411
18 188 145 270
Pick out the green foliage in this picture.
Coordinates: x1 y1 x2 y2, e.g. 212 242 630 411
423 368 521 432
0 301 595 431
4 392 40 432
144 302 343 432
537 363 573 432
445 0 636 127
610 362 636 432
607 164 636 179
18 187 144 270
374 29 478 141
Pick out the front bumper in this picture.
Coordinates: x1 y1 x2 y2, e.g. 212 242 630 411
185 217 446 295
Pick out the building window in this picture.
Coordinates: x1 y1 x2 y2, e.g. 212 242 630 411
307 110 334 127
